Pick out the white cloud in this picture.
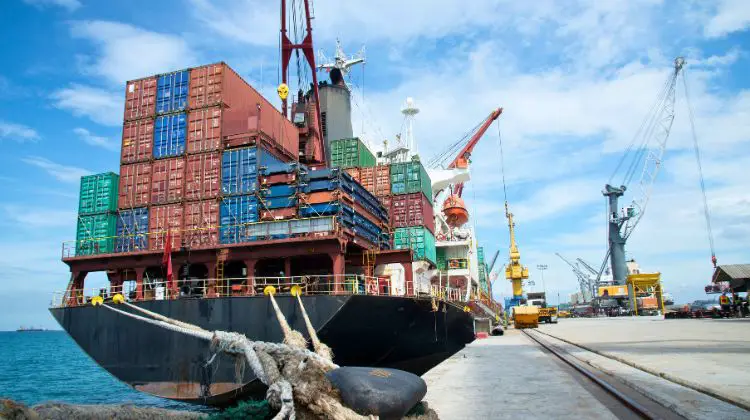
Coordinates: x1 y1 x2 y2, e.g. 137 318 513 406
0 120 39 142
1 206 76 229
73 127 118 151
70 20 197 84
22 156 91 183
23 0 81 12
704 0 750 38
50 84 121 126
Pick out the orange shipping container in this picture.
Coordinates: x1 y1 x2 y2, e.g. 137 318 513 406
121 119 153 163
149 203 183 251
124 77 157 122
118 162 151 209
187 106 222 154
185 152 221 201
151 157 186 205
183 200 219 249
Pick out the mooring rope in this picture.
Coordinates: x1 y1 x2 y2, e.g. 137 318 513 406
296 294 333 361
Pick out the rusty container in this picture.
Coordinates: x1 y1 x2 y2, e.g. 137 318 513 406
358 165 391 197
390 192 435 234
191 63 299 160
118 162 152 209
183 200 219 249
187 106 223 154
149 203 184 251
121 119 153 164
185 152 221 201
260 207 297 221
151 157 186 205
124 76 157 122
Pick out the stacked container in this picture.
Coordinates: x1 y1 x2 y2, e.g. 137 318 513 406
477 247 488 292
329 138 376 169
389 159 436 265
76 173 119 255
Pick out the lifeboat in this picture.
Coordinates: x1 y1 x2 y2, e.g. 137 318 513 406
442 195 469 227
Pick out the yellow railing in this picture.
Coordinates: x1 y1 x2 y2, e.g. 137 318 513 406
51 275 474 308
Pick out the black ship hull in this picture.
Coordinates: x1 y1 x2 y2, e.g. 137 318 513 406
50 295 475 406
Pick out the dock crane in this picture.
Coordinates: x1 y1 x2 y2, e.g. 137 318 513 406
506 203 529 303
598 57 716 285
556 253 596 303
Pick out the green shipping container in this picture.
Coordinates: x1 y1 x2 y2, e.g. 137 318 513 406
393 226 437 265
390 160 432 200
329 138 376 169
76 213 116 256
78 172 119 215
436 247 447 270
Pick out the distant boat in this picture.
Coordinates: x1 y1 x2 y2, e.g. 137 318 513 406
16 326 46 332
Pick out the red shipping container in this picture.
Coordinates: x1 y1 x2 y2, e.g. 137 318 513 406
121 119 153 163
149 203 184 251
124 77 157 122
357 165 390 197
261 207 297 221
185 152 220 201
378 195 392 211
187 106 222 154
151 157 186 205
183 200 219 248
119 162 152 209
390 192 435 234
191 63 298 160
345 168 360 182
261 172 298 186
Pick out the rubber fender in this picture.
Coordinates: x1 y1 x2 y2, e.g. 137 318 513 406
325 367 427 420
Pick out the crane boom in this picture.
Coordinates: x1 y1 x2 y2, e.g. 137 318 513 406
556 253 595 302
451 108 503 196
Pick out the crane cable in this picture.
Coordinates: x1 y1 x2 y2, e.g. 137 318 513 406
681 67 717 267
496 120 508 203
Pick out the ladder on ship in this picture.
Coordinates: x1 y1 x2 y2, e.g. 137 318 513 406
216 249 228 295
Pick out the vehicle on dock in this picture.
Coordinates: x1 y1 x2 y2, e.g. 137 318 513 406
526 292 558 324
512 305 539 329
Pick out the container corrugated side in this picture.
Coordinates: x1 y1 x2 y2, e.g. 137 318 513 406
390 161 432 200
149 203 184 251
115 207 149 252
76 213 116 256
389 192 435 234
222 146 283 196
118 162 152 209
151 157 186 205
78 172 119 215
220 194 259 244
185 152 220 201
156 70 190 114
393 226 437 265
124 76 157 122
330 138 376 168
154 113 187 159
183 200 219 248
187 106 222 154
121 119 154 163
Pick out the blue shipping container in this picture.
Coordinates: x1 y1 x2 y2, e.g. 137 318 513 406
156 70 189 114
262 196 298 210
115 208 149 252
220 195 259 244
154 113 186 159
222 147 285 196
262 184 298 198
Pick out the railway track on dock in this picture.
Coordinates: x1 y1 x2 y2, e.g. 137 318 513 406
522 329 686 420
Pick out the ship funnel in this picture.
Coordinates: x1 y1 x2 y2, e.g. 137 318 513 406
330 68 344 86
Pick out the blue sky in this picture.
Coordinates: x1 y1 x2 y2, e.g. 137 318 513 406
1 0 749 329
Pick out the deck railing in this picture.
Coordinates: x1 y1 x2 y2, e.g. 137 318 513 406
51 275 471 308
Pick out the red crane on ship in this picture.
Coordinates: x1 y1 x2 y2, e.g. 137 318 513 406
428 108 503 227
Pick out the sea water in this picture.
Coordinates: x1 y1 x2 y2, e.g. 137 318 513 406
0 331 206 411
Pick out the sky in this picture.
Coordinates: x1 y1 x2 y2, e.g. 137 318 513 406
0 0 748 330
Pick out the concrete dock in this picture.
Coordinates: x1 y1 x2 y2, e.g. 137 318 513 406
423 317 750 419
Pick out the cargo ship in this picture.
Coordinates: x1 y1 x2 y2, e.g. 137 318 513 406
48 1 500 407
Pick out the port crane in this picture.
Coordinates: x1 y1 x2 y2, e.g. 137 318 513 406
556 253 596 303
598 57 716 285
505 203 529 303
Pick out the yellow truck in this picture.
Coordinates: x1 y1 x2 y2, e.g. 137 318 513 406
513 306 539 329
527 292 558 324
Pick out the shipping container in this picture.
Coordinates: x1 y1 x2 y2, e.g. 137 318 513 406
124 76 156 122
151 157 185 205
261 184 298 198
390 192 435 233
436 247 447 270
156 70 189 114
261 196 298 210
220 195 259 244
115 207 149 252
393 226 437 265
261 172 298 186
78 172 119 215
118 162 152 209
191 63 299 160
390 160 432 200
121 119 153 163
357 165 391 197
329 138 376 169
185 152 220 201
222 146 284 196
154 113 187 159
183 200 219 249
260 207 297 221
149 203 184 251
187 106 222 154
76 213 116 256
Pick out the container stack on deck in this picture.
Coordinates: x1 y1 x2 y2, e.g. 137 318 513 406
71 62 390 256
76 173 119 255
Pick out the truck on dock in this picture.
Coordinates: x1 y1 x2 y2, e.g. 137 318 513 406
512 305 539 329
527 292 558 324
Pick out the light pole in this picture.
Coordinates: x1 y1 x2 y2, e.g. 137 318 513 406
536 264 548 295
